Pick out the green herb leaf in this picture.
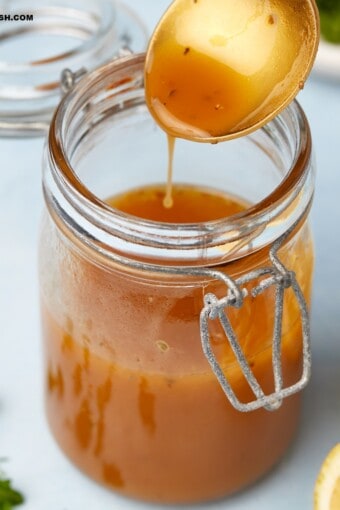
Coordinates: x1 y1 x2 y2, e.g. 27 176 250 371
0 479 24 509
317 0 340 43
317 0 339 11
320 11 340 43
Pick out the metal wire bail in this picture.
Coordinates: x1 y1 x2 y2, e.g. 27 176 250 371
199 218 311 413
60 46 134 95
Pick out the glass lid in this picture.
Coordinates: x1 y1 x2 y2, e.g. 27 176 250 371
0 0 147 137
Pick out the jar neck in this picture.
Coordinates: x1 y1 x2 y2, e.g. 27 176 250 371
44 53 315 269
0 0 147 137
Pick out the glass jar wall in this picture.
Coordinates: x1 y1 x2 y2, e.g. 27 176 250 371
0 2 146 502
40 54 315 503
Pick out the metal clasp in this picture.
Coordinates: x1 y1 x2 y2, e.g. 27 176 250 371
200 219 311 413
61 67 88 95
60 45 134 95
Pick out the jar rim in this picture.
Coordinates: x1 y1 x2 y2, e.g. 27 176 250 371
46 52 314 268
0 0 147 137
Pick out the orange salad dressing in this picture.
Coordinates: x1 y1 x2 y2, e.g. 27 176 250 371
108 183 245 222
43 185 314 502
144 0 318 141
43 1 317 501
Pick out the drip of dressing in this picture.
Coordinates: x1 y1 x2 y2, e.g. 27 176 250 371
145 0 319 211
163 135 176 209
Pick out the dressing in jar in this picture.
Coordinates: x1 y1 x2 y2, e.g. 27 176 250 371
40 53 315 503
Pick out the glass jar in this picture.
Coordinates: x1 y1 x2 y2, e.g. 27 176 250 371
40 53 315 503
0 0 147 137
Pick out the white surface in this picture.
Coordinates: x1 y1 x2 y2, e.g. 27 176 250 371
314 39 340 82
1 1 340 509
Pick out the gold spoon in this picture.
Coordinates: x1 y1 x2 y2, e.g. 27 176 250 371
144 0 320 143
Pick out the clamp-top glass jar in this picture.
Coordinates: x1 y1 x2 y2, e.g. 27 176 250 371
40 54 315 503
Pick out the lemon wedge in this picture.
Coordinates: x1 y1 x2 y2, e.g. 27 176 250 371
314 444 340 510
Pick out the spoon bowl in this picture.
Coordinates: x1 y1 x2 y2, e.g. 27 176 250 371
145 0 319 143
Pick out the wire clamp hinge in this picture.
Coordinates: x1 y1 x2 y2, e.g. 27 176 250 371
61 67 88 95
199 222 312 413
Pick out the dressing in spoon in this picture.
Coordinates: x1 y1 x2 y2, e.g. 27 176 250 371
145 0 319 143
